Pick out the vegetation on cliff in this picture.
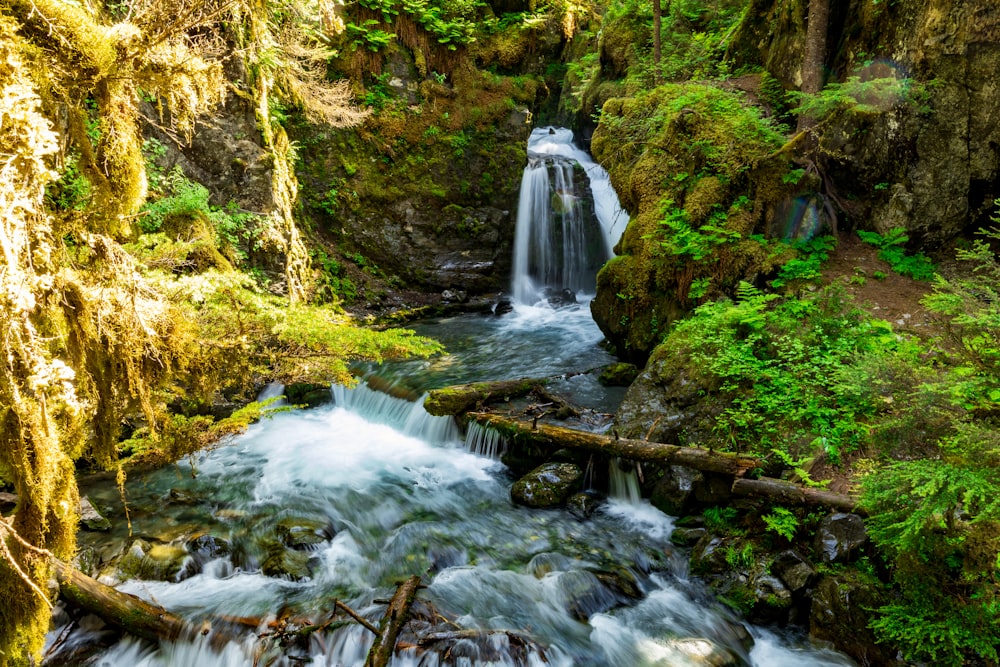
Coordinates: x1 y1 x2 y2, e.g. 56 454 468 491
0 1 439 661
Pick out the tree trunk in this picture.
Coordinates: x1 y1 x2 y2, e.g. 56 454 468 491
731 477 861 514
52 560 193 642
424 379 548 416
365 575 421 667
797 0 830 131
652 0 663 83
467 413 760 476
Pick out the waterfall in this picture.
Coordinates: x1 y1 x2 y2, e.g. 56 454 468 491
463 421 507 459
510 127 629 305
331 381 460 444
608 458 642 504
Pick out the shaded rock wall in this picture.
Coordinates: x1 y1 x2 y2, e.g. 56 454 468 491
730 0 1000 244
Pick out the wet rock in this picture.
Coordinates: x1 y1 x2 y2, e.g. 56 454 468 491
557 570 623 620
650 465 704 516
648 637 749 667
814 513 868 563
427 546 466 573
543 287 577 307
670 526 707 547
690 535 729 574
285 383 332 408
186 533 231 560
748 573 792 624
810 573 893 666
510 462 583 508
771 550 817 593
566 491 602 520
597 362 639 387
166 488 201 505
118 539 188 582
494 296 514 316
526 552 574 578
275 517 332 551
441 289 468 303
79 496 111 532
261 544 313 581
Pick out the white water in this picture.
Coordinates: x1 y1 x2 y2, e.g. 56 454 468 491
510 127 629 305
55 388 856 666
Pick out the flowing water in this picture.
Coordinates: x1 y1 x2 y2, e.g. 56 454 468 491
46 129 856 667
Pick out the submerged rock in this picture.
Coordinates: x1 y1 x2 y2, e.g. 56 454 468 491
118 539 188 582
566 490 603 520
510 462 583 508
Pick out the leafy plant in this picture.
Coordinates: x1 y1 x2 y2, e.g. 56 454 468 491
703 505 739 533
771 235 836 288
857 228 936 280
762 506 799 541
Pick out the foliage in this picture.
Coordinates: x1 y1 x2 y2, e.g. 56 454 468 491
857 228 935 280
858 214 1000 665
664 283 901 462
654 199 741 261
347 0 485 52
771 235 836 288
703 505 739 533
788 75 928 121
762 506 799 541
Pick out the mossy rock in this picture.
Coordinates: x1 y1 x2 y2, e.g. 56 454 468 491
597 362 639 387
118 539 188 582
261 543 313 581
285 383 331 408
510 462 583 508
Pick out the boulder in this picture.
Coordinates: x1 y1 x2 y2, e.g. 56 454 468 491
810 573 893 666
670 526 707 547
510 462 583 508
650 465 704 516
556 570 624 621
118 539 188 582
770 550 817 593
79 496 111 532
566 491 603 520
597 362 639 387
814 513 868 563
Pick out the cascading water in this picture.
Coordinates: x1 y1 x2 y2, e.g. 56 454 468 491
46 128 857 667
510 128 628 305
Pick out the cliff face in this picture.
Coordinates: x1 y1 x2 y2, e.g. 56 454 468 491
731 0 1000 244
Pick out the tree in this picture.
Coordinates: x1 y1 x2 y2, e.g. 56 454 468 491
797 0 830 131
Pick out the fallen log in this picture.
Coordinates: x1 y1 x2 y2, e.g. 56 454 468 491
365 575 421 667
467 413 759 476
424 379 547 416
731 477 862 514
52 560 193 642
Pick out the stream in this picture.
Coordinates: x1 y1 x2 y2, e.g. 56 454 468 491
45 129 857 666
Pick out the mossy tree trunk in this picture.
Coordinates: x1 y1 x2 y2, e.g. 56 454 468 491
797 0 830 131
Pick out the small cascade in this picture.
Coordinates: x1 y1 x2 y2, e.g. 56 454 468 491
608 458 642 505
331 382 460 444
255 381 286 407
463 421 508 459
510 127 629 305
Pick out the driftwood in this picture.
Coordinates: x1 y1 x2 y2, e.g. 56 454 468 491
424 379 546 416
364 575 421 667
468 412 760 476
731 477 861 514
52 560 193 643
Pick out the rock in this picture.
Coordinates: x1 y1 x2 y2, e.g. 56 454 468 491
650 465 704 516
285 382 331 408
186 533 231 560
814 513 868 563
597 362 639 387
693 473 734 505
441 289 468 303
543 287 577 307
79 496 111 532
748 573 792 624
275 517 332 551
810 573 893 666
670 526 707 547
690 535 730 575
118 539 189 582
566 491 603 520
0 491 17 514
556 570 624 621
646 637 749 667
510 462 583 508
166 488 201 505
526 552 574 578
261 544 313 581
771 550 817 593
494 295 514 316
